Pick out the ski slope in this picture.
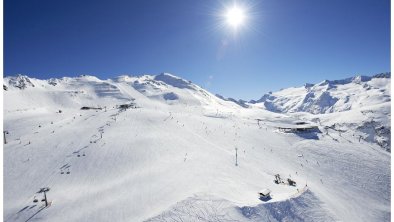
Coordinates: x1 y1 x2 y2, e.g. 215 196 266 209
3 73 391 221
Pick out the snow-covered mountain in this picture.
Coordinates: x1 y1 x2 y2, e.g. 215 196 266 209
3 73 391 222
219 73 391 151
250 73 390 114
3 73 240 114
270 73 390 152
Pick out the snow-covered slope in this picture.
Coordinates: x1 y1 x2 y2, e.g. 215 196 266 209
3 73 391 222
249 73 391 151
3 73 240 114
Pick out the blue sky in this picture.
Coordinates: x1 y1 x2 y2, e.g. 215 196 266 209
4 0 390 100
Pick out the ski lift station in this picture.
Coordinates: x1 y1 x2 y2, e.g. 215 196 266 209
276 122 320 133
258 189 271 200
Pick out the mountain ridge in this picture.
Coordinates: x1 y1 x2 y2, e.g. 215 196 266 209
3 72 391 151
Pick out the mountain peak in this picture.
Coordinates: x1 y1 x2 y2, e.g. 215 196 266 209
5 74 35 89
154 73 194 89
251 72 390 114
77 75 102 82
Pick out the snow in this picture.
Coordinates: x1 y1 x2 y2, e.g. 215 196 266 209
147 189 335 222
3 73 391 222
248 73 391 151
251 73 390 114
154 73 195 90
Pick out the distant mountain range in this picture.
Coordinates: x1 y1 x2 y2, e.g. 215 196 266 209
4 72 391 151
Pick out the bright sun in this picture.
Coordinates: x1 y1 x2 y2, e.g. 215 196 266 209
225 5 246 29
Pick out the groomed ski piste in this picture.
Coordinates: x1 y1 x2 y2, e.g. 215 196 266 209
3 73 391 221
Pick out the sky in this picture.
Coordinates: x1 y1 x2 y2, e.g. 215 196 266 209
4 0 390 100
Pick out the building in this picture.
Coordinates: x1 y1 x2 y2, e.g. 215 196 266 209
258 189 271 200
276 122 320 133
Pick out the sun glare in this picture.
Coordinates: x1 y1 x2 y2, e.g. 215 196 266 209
225 5 246 29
